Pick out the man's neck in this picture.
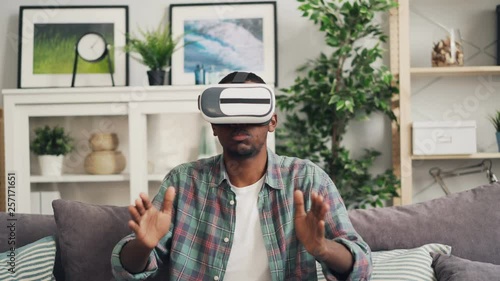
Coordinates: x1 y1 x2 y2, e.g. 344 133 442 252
223 149 268 188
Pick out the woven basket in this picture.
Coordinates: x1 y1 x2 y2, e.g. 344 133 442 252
84 151 126 175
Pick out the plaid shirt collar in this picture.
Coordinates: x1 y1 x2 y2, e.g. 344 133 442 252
211 148 284 190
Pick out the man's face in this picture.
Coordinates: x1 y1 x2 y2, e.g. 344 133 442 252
211 114 277 159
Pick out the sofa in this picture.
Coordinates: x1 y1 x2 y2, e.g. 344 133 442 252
1 182 499 281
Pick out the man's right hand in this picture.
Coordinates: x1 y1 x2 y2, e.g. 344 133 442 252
128 187 176 250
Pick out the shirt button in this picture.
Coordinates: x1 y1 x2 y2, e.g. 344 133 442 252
214 276 219 281
224 237 229 243
229 200 235 205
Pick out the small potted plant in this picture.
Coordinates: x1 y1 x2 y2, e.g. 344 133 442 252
30 126 74 176
125 23 183 86
490 110 500 152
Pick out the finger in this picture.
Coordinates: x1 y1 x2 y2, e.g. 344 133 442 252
128 220 140 234
294 190 307 218
318 202 329 221
135 198 146 216
318 220 326 237
128 205 141 224
313 194 325 217
162 187 176 214
140 192 153 210
310 192 321 216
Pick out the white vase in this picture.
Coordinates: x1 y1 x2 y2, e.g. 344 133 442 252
38 155 64 176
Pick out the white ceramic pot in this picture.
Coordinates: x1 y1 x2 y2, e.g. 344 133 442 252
38 155 64 176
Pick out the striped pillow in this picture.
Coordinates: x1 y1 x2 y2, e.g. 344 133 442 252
0 236 56 281
372 243 452 281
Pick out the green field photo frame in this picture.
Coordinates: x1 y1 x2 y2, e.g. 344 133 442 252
18 6 129 88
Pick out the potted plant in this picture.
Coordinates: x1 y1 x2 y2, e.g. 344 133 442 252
277 0 399 209
490 110 500 152
125 23 183 86
30 126 73 176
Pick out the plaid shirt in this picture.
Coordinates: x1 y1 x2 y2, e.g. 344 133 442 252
111 150 372 281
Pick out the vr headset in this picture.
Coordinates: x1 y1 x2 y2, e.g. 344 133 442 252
198 72 275 124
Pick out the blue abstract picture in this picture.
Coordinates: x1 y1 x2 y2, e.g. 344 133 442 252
183 18 264 73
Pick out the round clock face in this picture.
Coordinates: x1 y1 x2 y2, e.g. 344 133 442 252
77 33 107 62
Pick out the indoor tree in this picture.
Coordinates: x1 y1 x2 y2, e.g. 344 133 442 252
277 0 400 209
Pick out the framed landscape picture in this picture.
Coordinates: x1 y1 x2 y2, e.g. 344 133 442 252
169 2 277 86
18 6 129 88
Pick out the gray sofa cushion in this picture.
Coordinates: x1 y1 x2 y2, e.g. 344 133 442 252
0 213 65 281
432 253 500 281
349 183 500 264
52 199 130 281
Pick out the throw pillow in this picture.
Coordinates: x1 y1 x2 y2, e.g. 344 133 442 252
432 253 500 281
371 243 451 281
0 235 56 281
349 183 500 264
52 199 130 281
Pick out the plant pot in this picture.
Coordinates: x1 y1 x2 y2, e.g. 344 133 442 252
496 132 500 152
147 70 166 86
38 155 64 176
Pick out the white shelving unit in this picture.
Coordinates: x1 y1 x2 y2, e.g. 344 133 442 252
411 66 500 76
391 1 500 205
411 153 500 161
3 85 276 213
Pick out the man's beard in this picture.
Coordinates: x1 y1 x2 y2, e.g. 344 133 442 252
226 143 262 160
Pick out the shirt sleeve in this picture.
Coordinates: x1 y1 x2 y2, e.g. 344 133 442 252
317 174 373 281
111 178 176 281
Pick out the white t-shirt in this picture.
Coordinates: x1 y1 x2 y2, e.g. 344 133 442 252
224 176 272 281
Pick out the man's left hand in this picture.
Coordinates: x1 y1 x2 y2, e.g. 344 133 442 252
294 190 329 260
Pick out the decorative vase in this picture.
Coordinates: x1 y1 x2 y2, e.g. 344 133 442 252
432 28 464 67
38 155 64 176
84 151 126 175
89 133 119 151
496 132 500 152
147 70 166 86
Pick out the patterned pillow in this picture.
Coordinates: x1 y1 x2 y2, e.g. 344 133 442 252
372 243 451 281
0 236 56 281
316 243 450 281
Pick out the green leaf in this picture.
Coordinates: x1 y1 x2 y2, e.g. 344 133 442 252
329 95 340 105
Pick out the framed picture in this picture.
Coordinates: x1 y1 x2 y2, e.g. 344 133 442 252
169 2 277 86
18 6 129 88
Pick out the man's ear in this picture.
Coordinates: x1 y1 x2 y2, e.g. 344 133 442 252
268 114 278 133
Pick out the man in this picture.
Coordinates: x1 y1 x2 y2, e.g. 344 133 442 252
111 72 372 281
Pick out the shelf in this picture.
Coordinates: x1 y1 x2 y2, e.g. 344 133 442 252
411 66 500 76
31 174 129 183
412 153 500 160
148 174 166 182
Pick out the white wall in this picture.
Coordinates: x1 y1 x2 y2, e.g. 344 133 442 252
1 0 394 205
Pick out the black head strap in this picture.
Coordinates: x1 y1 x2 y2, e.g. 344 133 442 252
232 72 249 83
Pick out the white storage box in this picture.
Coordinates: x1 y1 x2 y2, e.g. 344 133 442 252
412 121 477 155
